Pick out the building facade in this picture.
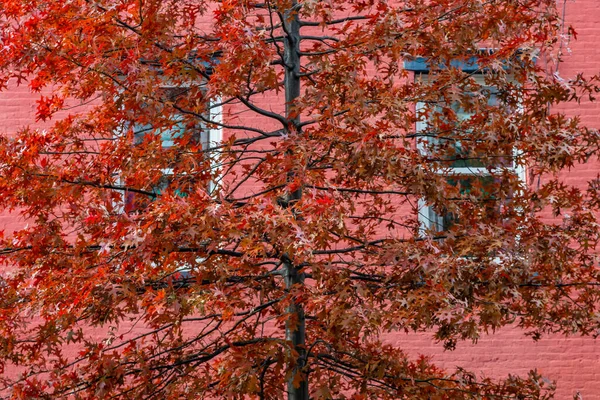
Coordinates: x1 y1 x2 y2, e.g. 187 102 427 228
0 0 599 398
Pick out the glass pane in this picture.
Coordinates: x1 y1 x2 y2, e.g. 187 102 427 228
125 85 214 212
430 86 514 169
428 175 505 232
158 117 186 148
446 175 496 197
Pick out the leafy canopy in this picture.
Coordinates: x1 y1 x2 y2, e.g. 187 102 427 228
0 0 599 398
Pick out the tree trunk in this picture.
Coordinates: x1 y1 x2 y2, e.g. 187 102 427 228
282 2 308 400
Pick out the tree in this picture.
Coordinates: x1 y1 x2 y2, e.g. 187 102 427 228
0 0 599 398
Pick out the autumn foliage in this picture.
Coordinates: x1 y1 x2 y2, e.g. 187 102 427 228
0 0 599 398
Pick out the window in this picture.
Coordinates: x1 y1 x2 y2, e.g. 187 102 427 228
413 73 524 234
124 86 222 212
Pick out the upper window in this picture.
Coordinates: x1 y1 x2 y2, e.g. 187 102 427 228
413 72 524 234
124 86 222 212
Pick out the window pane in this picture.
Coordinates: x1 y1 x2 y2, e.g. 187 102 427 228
127 101 211 211
428 175 508 232
426 85 513 169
